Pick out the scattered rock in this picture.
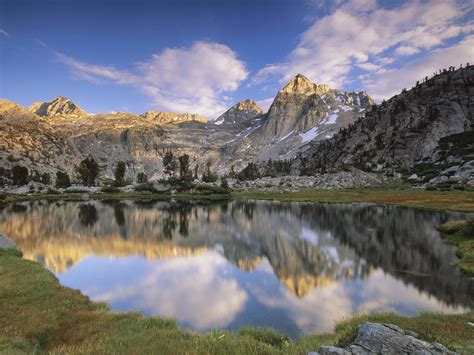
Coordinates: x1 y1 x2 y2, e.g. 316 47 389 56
229 169 381 191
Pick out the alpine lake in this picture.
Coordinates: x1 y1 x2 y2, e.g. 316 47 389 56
1 199 472 338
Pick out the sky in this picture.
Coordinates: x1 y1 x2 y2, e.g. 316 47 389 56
1 0 473 118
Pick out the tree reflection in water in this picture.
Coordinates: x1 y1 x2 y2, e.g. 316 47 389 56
78 204 98 227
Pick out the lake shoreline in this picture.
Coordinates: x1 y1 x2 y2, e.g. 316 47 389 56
0 246 472 353
2 187 474 212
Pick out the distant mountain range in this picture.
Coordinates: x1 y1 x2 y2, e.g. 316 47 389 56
0 65 472 186
0 74 372 181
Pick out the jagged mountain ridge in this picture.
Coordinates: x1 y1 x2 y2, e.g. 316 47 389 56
298 65 474 182
217 74 373 167
0 74 373 181
262 74 373 139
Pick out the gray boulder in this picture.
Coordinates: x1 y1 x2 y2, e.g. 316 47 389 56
312 322 456 354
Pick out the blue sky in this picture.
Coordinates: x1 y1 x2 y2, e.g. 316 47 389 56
1 0 473 118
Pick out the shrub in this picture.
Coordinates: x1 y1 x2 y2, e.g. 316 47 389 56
11 165 29 186
137 172 148 183
75 156 99 186
55 171 71 188
114 161 126 186
194 184 229 195
46 188 59 194
101 186 120 194
134 182 158 193
220 177 229 189
462 219 474 235
41 172 51 185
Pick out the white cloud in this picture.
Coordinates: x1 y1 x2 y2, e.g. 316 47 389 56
57 41 248 118
358 62 381 71
89 251 248 331
363 35 474 100
394 46 420 56
254 0 473 97
0 29 10 37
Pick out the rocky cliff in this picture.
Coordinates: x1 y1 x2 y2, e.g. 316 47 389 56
299 65 474 185
261 74 373 140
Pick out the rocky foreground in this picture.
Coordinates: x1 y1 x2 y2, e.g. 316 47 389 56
311 322 456 354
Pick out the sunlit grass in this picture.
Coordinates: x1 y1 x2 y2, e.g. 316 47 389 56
233 188 474 212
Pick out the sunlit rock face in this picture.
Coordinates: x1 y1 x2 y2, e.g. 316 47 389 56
0 99 83 175
215 99 263 127
140 111 208 124
260 74 373 140
29 96 87 117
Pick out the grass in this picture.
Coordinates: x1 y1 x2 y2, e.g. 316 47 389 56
232 187 474 212
3 186 474 212
0 249 473 354
2 190 231 204
437 219 474 275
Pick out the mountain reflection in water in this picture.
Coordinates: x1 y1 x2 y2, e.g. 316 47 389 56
0 200 472 337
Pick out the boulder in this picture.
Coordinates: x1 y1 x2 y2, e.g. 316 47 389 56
311 322 456 354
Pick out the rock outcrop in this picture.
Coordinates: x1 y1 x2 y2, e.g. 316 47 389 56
140 111 208 124
215 99 263 126
261 74 373 140
29 96 87 117
312 322 456 354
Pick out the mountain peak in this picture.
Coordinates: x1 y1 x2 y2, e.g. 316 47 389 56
215 99 263 125
28 96 87 117
280 74 330 96
232 99 263 113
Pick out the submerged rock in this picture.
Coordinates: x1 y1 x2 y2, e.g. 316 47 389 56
311 322 456 354
0 230 16 250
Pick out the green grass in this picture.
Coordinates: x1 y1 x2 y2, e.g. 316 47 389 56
232 187 474 212
0 250 473 354
437 219 474 276
3 186 474 212
3 190 231 204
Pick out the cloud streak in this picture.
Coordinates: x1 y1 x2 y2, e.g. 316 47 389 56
57 41 248 118
254 0 473 99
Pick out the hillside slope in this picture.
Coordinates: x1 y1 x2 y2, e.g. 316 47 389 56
299 65 473 184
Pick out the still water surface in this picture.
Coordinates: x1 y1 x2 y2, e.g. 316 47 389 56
1 200 472 337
